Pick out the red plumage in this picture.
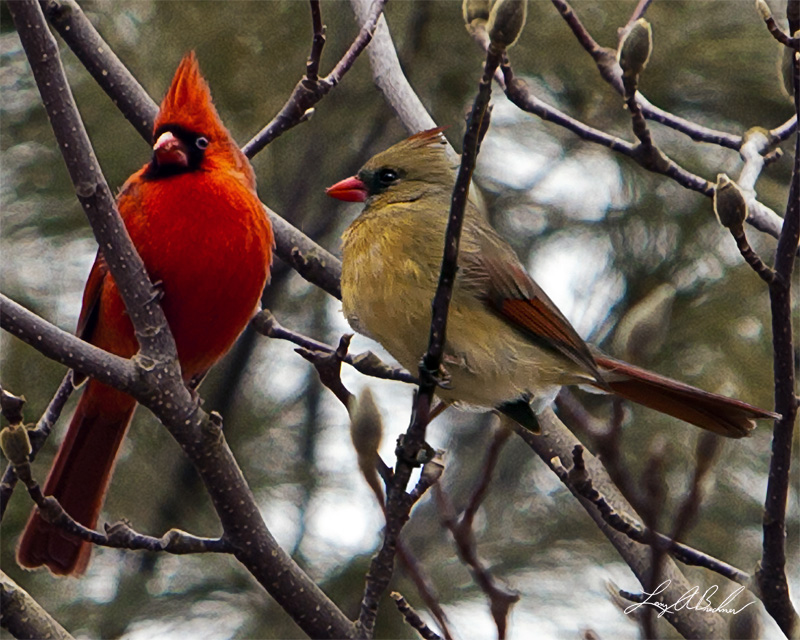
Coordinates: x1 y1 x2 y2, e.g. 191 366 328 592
17 52 273 575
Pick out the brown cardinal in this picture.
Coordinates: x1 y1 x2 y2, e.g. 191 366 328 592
326 128 776 437
17 53 273 575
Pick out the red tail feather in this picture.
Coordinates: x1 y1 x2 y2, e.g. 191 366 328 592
594 355 778 438
17 381 136 575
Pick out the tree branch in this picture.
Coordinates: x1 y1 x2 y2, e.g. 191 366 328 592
242 0 386 157
0 372 74 521
514 411 730 638
1 570 73 640
253 309 417 384
40 0 159 142
11 0 177 371
39 0 346 298
757 0 800 629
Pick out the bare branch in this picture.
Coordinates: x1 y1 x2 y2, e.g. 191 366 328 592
306 0 326 82
549 0 746 149
757 3 800 630
0 294 138 392
757 0 800 49
391 592 443 640
242 0 386 157
41 0 159 141
0 373 74 521
11 0 176 368
435 424 519 640
296 334 355 408
9 447 232 556
253 309 417 384
1 570 73 640
515 410 729 638
349 0 451 153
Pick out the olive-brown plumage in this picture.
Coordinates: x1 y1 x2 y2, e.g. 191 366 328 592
327 128 777 437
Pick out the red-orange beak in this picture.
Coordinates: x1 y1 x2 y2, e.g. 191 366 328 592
153 131 189 168
326 176 369 203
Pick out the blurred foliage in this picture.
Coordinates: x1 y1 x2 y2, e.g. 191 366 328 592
1 1 797 639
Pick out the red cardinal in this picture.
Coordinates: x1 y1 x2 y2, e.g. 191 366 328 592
17 53 273 575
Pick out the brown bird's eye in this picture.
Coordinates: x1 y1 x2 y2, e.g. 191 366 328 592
378 168 399 186
195 136 209 150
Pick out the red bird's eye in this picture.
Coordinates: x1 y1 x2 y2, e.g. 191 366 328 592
195 136 209 150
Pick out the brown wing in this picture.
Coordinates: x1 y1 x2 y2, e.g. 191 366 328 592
461 221 604 385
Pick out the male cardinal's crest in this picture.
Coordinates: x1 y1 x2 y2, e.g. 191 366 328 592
155 52 226 143
17 52 272 575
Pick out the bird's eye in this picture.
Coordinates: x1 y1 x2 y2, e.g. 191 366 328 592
377 168 399 185
195 136 210 150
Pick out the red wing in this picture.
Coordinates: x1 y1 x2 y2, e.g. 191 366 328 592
500 297 590 360
475 252 602 381
76 251 108 342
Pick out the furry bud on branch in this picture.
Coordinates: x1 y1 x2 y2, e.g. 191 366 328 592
348 387 385 499
618 18 653 78
486 0 528 50
713 174 749 232
0 423 32 466
463 0 491 27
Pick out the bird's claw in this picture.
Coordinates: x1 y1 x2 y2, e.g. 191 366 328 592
149 280 165 304
395 435 436 467
419 361 452 390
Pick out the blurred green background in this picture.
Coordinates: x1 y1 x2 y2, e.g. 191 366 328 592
1 1 797 638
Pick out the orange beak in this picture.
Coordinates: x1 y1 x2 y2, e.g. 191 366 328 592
153 131 189 168
326 176 369 203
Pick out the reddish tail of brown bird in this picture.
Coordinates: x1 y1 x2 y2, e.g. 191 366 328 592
594 355 778 438
17 380 136 575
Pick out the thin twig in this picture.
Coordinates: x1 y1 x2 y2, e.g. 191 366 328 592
0 372 74 521
626 0 653 26
549 0 743 149
356 44 503 639
493 57 791 246
253 309 417 385
306 0 326 82
757 0 800 49
242 0 386 157
11 451 231 555
550 446 753 587
391 592 443 640
435 424 519 640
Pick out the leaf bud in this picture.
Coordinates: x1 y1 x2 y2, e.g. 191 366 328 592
0 423 32 466
617 18 653 78
713 174 748 231
348 387 383 467
486 0 528 50
463 0 491 27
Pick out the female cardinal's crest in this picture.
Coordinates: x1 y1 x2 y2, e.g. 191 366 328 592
154 52 228 142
